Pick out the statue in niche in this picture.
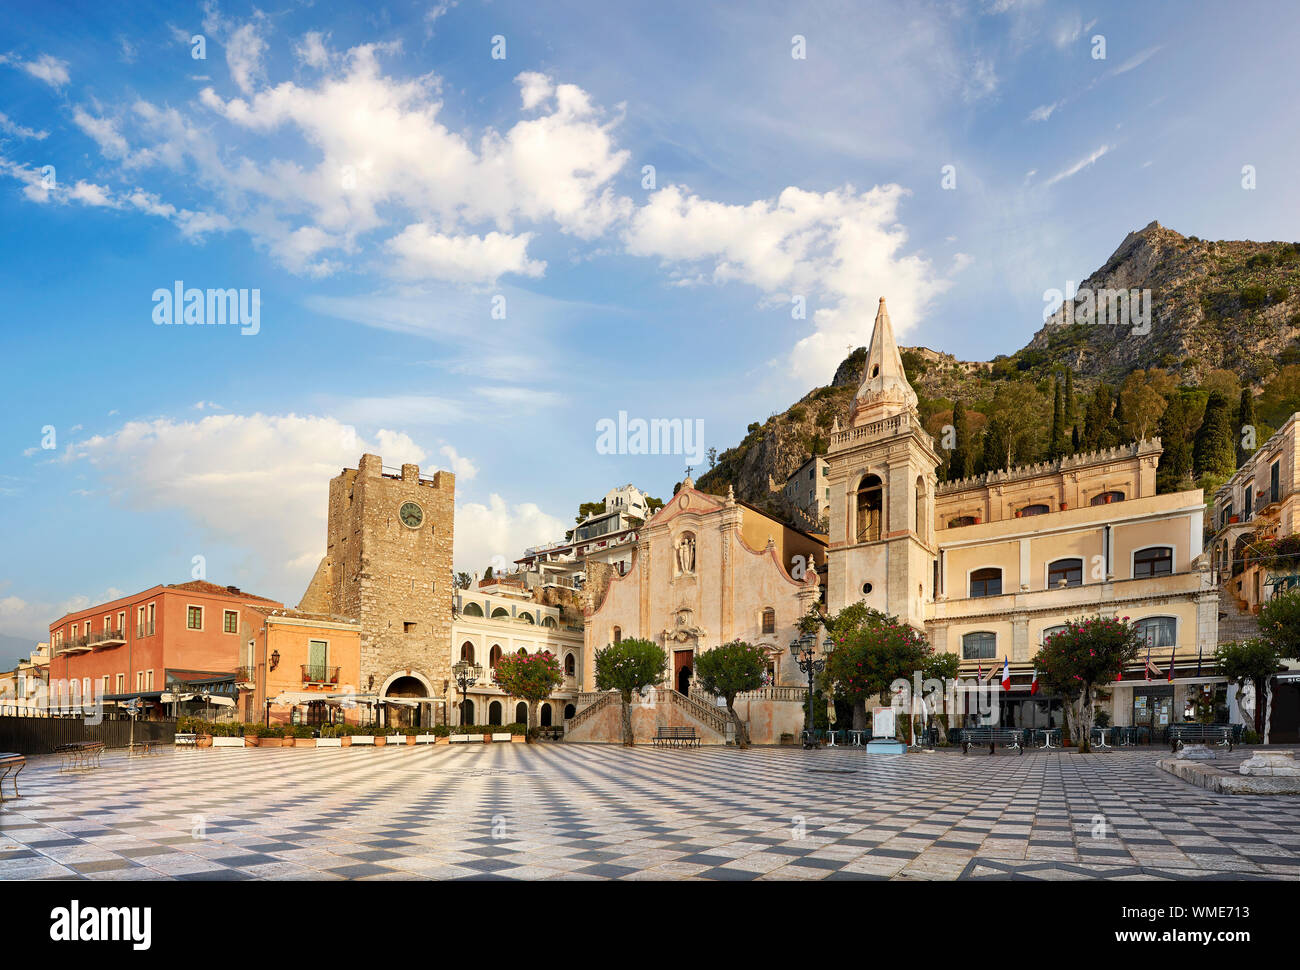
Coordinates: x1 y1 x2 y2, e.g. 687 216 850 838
676 533 696 574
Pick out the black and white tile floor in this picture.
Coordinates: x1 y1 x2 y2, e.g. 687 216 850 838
1 744 1297 881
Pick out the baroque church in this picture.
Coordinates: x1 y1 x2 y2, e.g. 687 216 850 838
572 298 1221 743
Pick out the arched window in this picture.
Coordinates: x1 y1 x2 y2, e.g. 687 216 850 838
491 607 510 619
460 641 475 664
564 653 575 676
542 616 557 628
517 612 535 624
856 475 883 543
1019 504 1049 517
489 644 502 669
515 702 528 724
915 475 926 535
539 703 553 727
1042 624 1068 644
461 699 475 725
1133 546 1173 578
948 515 976 528
962 632 996 660
761 608 775 635
1047 558 1083 588
1091 491 1125 506
564 703 576 719
462 602 483 617
612 626 622 643
517 647 527 657
1134 616 1176 648
488 701 502 725
969 567 1002 598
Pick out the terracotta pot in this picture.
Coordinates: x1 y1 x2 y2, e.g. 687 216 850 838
1060 502 1068 510
257 737 282 747
435 737 450 745
509 735 526 743
294 737 314 747
374 736 387 747
405 736 416 746
340 736 352 747
243 735 257 747
196 735 213 748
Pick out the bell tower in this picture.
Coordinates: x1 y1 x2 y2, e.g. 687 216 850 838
824 298 938 628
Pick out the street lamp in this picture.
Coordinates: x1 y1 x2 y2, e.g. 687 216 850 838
789 631 835 749
451 659 483 727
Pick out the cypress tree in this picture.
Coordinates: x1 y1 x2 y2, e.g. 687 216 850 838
1157 395 1193 492
1072 425 1081 453
1063 370 1076 451
1193 391 1236 480
1110 391 1126 446
1236 388 1257 467
1049 379 1066 460
951 399 971 480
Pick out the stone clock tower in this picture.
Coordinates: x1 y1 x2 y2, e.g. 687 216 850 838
824 298 938 628
299 453 455 711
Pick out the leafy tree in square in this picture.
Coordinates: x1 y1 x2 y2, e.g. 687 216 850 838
1033 615 1143 752
1258 588 1300 661
492 650 563 730
1217 638 1286 736
594 638 667 745
819 607 931 736
693 639 767 748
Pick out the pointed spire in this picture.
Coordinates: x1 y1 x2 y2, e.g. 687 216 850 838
851 297 917 426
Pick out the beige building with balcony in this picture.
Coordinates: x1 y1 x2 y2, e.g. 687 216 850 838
451 588 584 727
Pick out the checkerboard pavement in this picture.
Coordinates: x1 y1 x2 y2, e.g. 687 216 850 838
1 744 1297 881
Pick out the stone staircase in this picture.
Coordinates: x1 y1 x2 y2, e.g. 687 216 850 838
562 688 729 743
1218 585 1260 643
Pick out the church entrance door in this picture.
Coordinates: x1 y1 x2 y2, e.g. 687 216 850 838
674 650 693 695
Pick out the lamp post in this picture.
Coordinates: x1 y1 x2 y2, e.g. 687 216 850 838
789 631 835 749
451 660 482 727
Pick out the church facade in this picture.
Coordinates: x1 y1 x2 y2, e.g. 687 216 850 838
572 298 1222 741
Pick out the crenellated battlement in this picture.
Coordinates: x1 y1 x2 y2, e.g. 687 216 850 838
937 438 1162 495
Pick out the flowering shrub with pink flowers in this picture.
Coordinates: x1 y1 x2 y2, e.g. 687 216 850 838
1033 615 1143 752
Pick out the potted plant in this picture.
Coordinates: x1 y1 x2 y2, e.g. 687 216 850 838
509 723 526 743
292 726 314 747
433 724 450 745
374 732 387 746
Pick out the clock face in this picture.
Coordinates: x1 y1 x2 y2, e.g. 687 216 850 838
399 501 424 528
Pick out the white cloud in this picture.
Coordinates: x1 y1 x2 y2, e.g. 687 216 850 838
67 413 432 594
625 182 947 383
1113 45 1162 76
1027 101 1059 123
1 52 70 87
384 224 545 283
0 111 47 139
1044 143 1112 186
439 445 477 480
453 494 565 575
0 589 125 640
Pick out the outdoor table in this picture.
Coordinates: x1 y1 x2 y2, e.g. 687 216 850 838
826 730 843 747
1090 727 1113 749
1035 728 1060 749
848 730 866 746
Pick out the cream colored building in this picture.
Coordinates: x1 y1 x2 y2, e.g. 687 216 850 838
0 643 50 715
1212 412 1300 611
451 587 584 727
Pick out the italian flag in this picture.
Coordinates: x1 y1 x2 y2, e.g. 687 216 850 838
1000 656 1011 691
1030 668 1040 695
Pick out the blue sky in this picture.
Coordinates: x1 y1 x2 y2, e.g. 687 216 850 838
2 0 1298 654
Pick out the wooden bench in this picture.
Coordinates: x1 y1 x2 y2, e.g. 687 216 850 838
174 733 198 747
54 741 105 772
960 727 1023 755
653 726 700 748
0 753 24 801
1168 723 1233 753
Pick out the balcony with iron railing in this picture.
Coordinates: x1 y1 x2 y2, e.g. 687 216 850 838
236 665 257 686
89 628 126 649
301 664 340 686
57 636 92 655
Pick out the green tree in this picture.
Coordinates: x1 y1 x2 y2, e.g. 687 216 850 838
575 500 605 523
1033 616 1143 752
454 571 473 590
1063 370 1076 452
1156 394 1194 492
1259 588 1300 661
483 565 494 581
981 415 1012 473
821 609 931 738
1236 388 1258 467
1049 379 1067 460
693 640 768 748
1194 391 1236 480
950 398 971 479
491 650 564 730
593 638 668 745
1217 638 1285 735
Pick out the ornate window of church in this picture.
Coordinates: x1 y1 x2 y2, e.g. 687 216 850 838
460 641 475 664
1047 558 1083 588
855 475 883 543
1133 546 1173 578
564 653 576 675
969 567 1002 598
761 608 775 634
962 631 996 659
